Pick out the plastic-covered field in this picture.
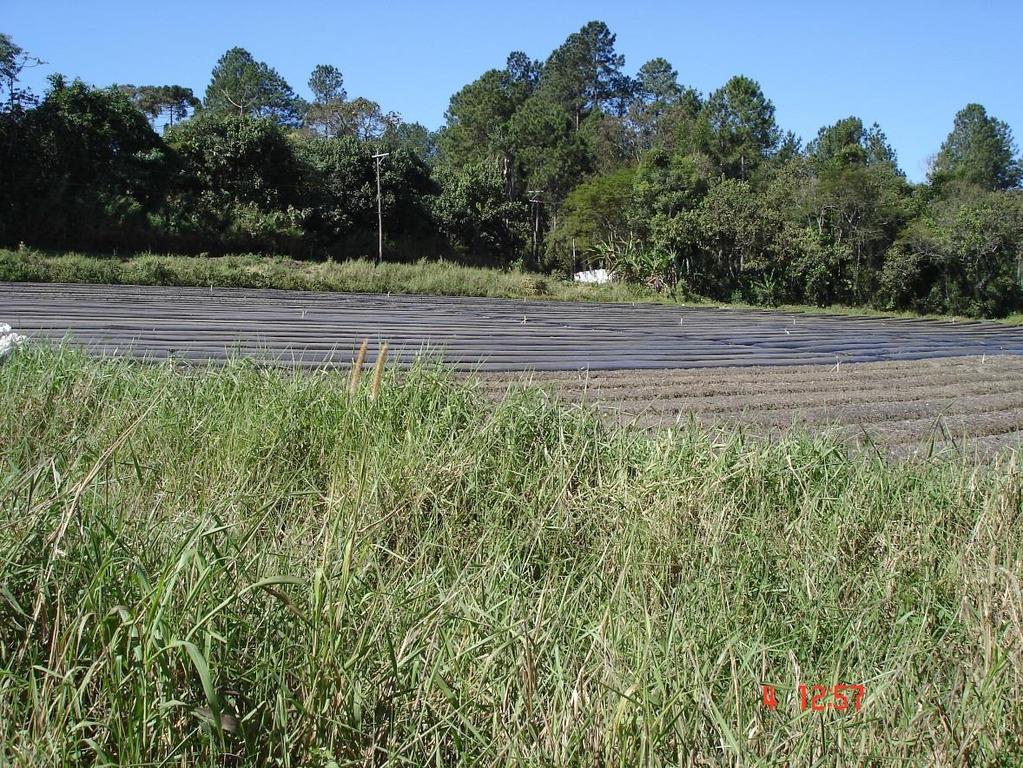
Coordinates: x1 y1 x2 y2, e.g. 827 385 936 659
6 282 1023 457
5 281 1023 370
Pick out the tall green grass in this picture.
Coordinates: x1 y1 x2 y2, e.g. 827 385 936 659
1 348 1021 765
0 248 660 305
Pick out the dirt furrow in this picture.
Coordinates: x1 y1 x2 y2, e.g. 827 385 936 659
478 355 1023 458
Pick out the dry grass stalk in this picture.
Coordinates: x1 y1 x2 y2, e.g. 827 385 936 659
350 339 368 394
371 342 388 400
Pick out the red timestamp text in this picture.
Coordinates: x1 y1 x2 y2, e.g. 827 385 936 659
761 684 865 712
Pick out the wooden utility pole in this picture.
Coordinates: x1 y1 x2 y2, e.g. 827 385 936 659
527 190 543 270
372 152 390 265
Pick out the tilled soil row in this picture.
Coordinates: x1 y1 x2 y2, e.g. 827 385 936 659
480 372 1023 405
576 380 1022 417
476 355 1023 459
476 356 1018 397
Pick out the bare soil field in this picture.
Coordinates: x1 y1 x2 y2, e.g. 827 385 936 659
477 355 1023 458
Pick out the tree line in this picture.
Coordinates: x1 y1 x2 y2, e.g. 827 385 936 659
1 24 1021 317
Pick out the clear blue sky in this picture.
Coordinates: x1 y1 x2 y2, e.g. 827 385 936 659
6 0 1021 181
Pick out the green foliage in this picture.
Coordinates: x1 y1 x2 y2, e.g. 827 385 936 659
297 136 438 257
930 103 1021 191
162 113 308 249
760 127 913 305
694 75 780 179
808 116 899 170
538 20 631 127
306 95 399 141
165 113 300 208
599 233 678 292
504 50 542 98
0 75 169 248
308 63 346 104
304 64 347 138
627 59 701 155
0 32 21 92
632 148 712 223
779 225 845 306
431 161 529 263
437 69 523 171
386 121 437 163
202 47 305 126
552 166 636 267
648 178 780 299
1 24 1022 319
304 63 403 143
879 190 1023 317
635 57 682 103
434 49 541 177
116 83 199 127
577 111 635 172
508 97 590 204
694 178 778 287
1 31 42 109
811 157 912 301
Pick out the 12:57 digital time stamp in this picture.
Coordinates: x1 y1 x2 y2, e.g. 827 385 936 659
762 684 866 712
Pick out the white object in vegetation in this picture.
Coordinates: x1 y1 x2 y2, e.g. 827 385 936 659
0 323 27 359
573 268 613 284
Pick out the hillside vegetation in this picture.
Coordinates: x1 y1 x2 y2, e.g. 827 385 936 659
2 25 1022 317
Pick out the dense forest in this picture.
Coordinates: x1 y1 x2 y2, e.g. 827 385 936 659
1 23 1021 316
